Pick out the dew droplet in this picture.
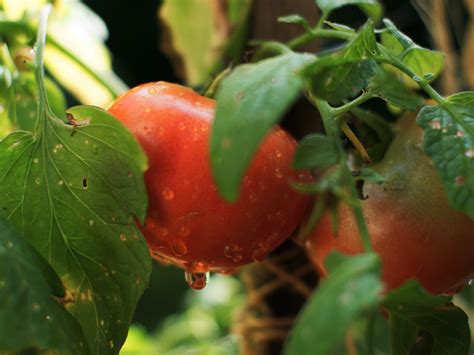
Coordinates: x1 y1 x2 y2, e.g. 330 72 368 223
252 244 268 262
466 149 474 158
224 244 239 258
58 180 64 186
89 219 94 226
171 240 188 256
119 234 127 241
148 88 156 94
200 125 208 132
275 168 283 179
45 315 52 321
158 127 165 136
456 130 464 138
33 158 39 164
185 271 209 290
232 254 243 263
179 225 190 237
178 122 186 131
35 177 40 185
249 193 258 203
162 187 174 200
275 149 282 158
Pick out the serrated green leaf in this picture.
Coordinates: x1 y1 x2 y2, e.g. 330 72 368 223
383 281 471 355
211 52 313 202
293 133 338 169
0 217 89 354
307 21 378 103
367 67 424 110
416 93 474 218
0 105 151 353
315 0 383 22
285 253 382 355
381 20 445 88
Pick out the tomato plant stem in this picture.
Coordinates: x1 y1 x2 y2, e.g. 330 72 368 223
288 28 352 49
310 94 373 253
331 91 373 117
340 123 372 163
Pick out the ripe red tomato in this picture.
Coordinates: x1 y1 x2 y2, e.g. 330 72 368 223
108 82 310 275
306 111 474 294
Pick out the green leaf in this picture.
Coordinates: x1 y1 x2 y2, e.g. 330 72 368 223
0 65 15 138
160 0 236 85
315 0 383 22
367 67 424 110
0 105 152 353
226 0 252 62
0 217 89 354
323 21 356 33
356 168 385 184
307 21 378 103
211 52 313 202
285 253 382 355
278 15 311 32
293 133 338 169
416 93 474 218
383 281 471 355
389 313 419 355
381 20 445 87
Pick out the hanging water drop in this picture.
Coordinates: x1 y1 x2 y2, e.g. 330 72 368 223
185 271 209 290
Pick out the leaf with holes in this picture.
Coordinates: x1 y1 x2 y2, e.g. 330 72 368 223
0 217 89 353
0 104 151 353
416 93 474 218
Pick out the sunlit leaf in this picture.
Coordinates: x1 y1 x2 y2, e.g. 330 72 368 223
0 105 151 353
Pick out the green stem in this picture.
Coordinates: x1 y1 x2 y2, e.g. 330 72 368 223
366 311 376 355
331 91 373 117
288 28 352 49
35 5 53 120
0 19 125 98
310 94 373 253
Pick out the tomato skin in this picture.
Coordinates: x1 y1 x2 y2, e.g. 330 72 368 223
306 112 474 294
108 82 310 273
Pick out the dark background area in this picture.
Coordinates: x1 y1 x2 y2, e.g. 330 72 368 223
80 0 434 331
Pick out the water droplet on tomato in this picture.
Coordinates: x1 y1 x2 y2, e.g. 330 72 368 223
249 193 258 203
179 225 191 237
185 271 209 290
232 254 243 263
224 244 239 258
158 127 165 136
162 187 174 200
252 245 268 262
148 88 156 94
171 240 187 256
178 122 186 131
218 268 237 275
200 125 208 132
275 149 282 158
145 107 151 113
275 168 283 179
